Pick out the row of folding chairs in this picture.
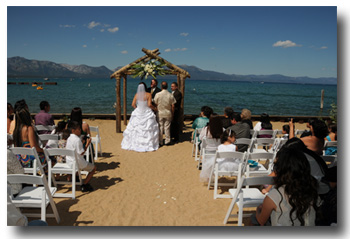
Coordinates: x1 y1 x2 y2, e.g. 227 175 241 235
7 146 91 223
35 125 102 161
207 150 277 199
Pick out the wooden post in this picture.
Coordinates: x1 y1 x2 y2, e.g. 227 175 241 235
320 89 324 109
116 76 122 133
123 75 127 126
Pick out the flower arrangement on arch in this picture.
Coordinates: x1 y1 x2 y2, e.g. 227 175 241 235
131 59 167 80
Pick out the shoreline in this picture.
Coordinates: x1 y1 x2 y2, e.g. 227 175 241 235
34 113 331 123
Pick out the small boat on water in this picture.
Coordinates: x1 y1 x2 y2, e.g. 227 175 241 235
32 83 37 87
44 78 49 81
37 86 43 90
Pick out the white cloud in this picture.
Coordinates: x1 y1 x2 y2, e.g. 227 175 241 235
59 24 75 28
107 27 119 33
273 40 301 48
121 50 128 54
180 32 189 37
164 48 172 52
88 21 101 29
100 29 105 32
173 48 188 52
320 46 328 49
82 45 87 48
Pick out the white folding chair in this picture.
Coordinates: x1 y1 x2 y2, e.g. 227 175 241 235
251 138 276 153
250 130 257 139
223 175 274 226
44 148 83 199
34 125 56 133
208 151 248 199
321 155 337 168
255 130 276 139
191 127 203 161
38 134 60 148
10 147 45 176
246 152 276 178
89 126 102 160
234 138 254 153
323 141 337 155
7 174 60 223
198 137 221 169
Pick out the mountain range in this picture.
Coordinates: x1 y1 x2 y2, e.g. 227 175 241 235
7 56 337 85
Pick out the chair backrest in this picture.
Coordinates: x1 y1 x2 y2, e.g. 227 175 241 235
10 147 45 176
241 175 275 187
215 151 247 162
202 137 221 152
7 174 46 187
256 130 275 138
35 125 56 132
44 148 77 158
254 138 276 147
324 141 337 148
235 138 254 152
89 126 100 137
38 134 60 141
194 127 203 139
248 151 276 171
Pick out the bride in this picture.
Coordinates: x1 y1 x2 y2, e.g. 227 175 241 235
121 82 159 152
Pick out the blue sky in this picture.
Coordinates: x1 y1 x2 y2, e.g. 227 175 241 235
7 6 337 78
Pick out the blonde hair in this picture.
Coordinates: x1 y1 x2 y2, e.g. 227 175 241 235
241 109 251 120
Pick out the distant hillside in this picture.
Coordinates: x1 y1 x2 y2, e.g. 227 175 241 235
8 57 113 78
8 56 337 85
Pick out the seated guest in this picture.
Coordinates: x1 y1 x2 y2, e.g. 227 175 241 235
13 107 46 168
241 108 253 129
46 121 67 149
56 129 71 163
324 123 337 155
34 101 55 134
281 124 290 139
221 107 234 129
7 103 14 133
66 121 96 192
300 118 316 138
254 113 273 138
253 146 318 226
191 106 213 141
199 115 224 182
9 99 28 135
227 112 250 152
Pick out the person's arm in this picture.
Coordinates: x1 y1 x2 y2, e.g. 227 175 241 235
289 118 295 139
7 118 11 133
83 122 92 147
171 104 175 116
28 126 43 153
255 196 276 225
131 94 137 108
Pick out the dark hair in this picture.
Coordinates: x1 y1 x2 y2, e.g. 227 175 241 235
207 115 223 139
39 101 50 110
7 103 13 112
14 99 28 113
13 107 35 147
203 106 213 118
311 119 328 139
161 81 168 89
273 146 318 226
282 124 290 133
152 79 158 85
230 112 241 122
56 121 67 134
224 107 234 118
328 123 337 133
171 82 178 87
220 128 236 144
67 121 81 133
260 113 272 130
61 129 71 140
70 107 83 129
139 82 147 90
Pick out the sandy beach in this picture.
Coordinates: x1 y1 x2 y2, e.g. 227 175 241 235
41 119 307 226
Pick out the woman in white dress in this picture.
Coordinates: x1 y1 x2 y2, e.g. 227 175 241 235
121 82 159 152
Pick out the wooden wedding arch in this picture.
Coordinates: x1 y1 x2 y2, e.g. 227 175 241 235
110 48 191 133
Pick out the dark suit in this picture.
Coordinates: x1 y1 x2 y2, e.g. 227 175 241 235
147 87 161 99
171 89 182 141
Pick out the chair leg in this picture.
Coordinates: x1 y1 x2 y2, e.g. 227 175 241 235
223 197 237 224
98 141 102 156
41 188 46 221
238 193 244 226
214 166 219 199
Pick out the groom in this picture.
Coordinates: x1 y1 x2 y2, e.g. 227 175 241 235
147 79 161 100
154 81 176 146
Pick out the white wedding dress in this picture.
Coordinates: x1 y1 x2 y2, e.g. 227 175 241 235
121 90 159 152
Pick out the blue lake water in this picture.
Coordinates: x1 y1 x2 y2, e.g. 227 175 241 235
7 78 337 116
